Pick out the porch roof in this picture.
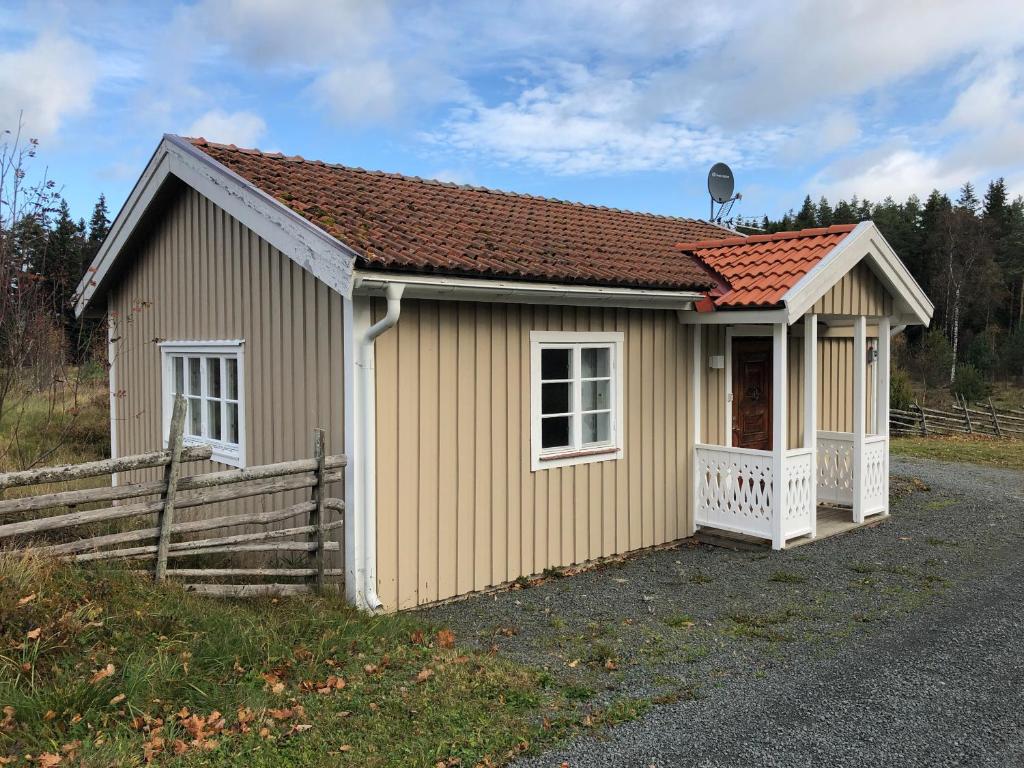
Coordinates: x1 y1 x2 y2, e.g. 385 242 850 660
676 224 857 309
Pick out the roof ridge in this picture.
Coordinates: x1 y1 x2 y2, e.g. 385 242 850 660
674 222 857 253
183 136 733 230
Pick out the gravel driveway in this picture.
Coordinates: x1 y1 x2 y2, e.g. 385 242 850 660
423 457 1024 767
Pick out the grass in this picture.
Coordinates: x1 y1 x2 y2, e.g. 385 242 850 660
890 435 1024 470
0 552 601 767
0 373 110 472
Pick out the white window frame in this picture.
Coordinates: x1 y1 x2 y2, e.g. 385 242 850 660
530 330 624 471
159 340 246 467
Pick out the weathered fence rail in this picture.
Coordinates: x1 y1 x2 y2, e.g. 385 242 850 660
890 395 1024 439
0 396 345 596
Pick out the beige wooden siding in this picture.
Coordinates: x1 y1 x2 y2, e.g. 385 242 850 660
373 301 694 610
812 260 894 316
817 337 876 433
109 185 345 564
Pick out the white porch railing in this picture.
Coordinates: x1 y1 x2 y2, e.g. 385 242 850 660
694 444 817 545
817 431 854 506
816 431 888 518
862 434 888 516
782 447 815 539
694 444 774 539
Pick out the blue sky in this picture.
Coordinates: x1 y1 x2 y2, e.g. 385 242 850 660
3 0 1024 225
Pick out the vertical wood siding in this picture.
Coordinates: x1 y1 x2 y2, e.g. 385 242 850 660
373 301 694 610
110 186 345 565
812 260 894 316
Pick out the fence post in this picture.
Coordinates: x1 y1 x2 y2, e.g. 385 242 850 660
155 395 186 581
309 428 327 594
914 402 928 436
960 394 973 434
988 398 1002 437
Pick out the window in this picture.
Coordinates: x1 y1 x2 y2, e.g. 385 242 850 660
530 331 623 471
160 341 245 467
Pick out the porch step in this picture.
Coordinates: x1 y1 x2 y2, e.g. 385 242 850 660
693 529 770 552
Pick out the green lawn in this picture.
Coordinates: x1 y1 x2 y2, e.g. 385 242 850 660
891 435 1024 470
0 553 601 767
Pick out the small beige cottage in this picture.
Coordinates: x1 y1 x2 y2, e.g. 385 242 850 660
75 136 933 611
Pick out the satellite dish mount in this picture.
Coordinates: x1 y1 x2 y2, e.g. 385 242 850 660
708 162 741 222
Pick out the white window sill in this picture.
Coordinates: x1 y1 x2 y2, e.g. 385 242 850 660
532 445 622 472
166 436 244 468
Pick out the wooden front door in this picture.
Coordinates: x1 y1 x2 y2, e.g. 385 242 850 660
732 338 772 450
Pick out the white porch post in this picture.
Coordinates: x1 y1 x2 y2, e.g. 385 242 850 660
690 324 701 536
878 317 891 515
771 322 787 550
804 314 817 538
852 315 866 524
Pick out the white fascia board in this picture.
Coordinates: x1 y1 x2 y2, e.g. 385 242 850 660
676 308 788 325
352 270 703 310
782 221 934 326
74 135 358 317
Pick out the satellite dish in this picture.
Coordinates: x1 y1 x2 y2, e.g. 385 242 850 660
708 162 735 204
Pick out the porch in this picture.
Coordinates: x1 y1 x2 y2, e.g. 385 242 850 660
691 313 891 550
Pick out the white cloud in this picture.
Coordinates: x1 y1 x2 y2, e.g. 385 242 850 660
309 61 398 122
186 109 267 146
0 32 97 138
811 146 973 203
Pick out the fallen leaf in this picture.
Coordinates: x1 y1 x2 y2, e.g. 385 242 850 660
363 663 378 674
59 741 81 755
1 707 15 733
18 593 36 605
415 668 434 684
567 659 580 668
604 658 619 670
258 727 271 739
109 694 126 706
34 754 62 767
410 629 424 644
26 628 41 641
89 664 115 684
338 744 352 752
43 710 56 721
436 629 456 648
171 739 189 755
0 757 14 765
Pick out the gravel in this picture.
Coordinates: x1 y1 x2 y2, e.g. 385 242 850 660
422 457 1024 767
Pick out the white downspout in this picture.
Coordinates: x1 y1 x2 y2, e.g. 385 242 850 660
356 282 404 612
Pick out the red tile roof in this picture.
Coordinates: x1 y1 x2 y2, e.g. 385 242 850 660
677 224 858 308
187 138 734 291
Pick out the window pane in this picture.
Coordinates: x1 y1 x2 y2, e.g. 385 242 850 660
188 358 201 396
541 382 571 414
208 399 222 441
227 403 239 444
226 358 238 400
173 357 184 394
581 347 610 378
188 397 201 436
541 348 571 380
208 358 221 399
582 412 611 445
541 416 571 449
582 379 610 411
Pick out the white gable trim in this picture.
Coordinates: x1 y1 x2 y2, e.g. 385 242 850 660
782 221 933 326
74 135 357 317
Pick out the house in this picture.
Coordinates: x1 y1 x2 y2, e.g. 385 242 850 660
74 135 934 612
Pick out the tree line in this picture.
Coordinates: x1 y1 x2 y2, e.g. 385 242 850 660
738 181 1024 399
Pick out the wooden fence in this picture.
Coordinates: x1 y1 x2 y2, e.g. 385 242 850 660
0 396 345 596
890 395 1024 439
